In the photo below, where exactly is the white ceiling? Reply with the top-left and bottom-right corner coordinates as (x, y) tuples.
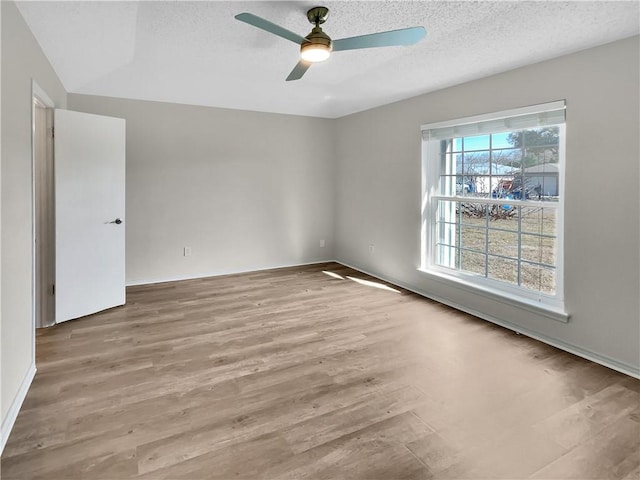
(16, 1), (640, 118)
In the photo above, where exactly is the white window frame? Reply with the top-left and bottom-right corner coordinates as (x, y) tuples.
(419, 101), (569, 322)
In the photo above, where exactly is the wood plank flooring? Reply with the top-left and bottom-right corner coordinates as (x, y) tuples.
(2, 262), (638, 479)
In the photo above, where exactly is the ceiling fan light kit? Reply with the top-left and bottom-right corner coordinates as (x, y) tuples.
(300, 41), (331, 62)
(235, 6), (426, 81)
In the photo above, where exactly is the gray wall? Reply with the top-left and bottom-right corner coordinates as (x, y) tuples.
(334, 36), (640, 374)
(67, 95), (336, 285)
(1, 1), (67, 421)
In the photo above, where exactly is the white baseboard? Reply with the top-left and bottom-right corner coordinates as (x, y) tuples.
(1, 362), (37, 454)
(126, 259), (336, 287)
(337, 261), (640, 379)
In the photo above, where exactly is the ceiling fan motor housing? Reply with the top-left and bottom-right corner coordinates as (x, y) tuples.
(303, 26), (332, 50)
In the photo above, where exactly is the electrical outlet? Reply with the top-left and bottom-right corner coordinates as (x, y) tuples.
(183, 246), (192, 257)
(319, 239), (325, 248)
(368, 244), (375, 255)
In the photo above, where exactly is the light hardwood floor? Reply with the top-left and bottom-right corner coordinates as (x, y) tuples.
(2, 262), (639, 479)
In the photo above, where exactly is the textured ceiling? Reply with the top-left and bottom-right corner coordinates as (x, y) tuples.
(16, 1), (640, 118)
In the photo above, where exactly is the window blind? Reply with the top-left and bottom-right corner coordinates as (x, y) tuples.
(421, 100), (566, 141)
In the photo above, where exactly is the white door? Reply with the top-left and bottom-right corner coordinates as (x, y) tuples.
(54, 109), (126, 323)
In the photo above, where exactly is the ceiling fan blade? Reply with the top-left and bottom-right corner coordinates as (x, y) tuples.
(286, 60), (312, 81)
(333, 26), (426, 52)
(235, 13), (306, 45)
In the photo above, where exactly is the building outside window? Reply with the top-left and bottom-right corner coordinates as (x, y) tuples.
(420, 101), (566, 317)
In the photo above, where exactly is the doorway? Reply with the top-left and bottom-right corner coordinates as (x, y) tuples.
(32, 84), (55, 328)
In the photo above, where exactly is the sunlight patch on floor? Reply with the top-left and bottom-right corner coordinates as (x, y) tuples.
(322, 271), (345, 280)
(346, 276), (401, 293)
(323, 270), (401, 293)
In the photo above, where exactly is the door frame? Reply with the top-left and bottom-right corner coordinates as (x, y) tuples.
(31, 80), (55, 337)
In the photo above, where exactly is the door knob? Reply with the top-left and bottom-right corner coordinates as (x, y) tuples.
(111, 218), (123, 225)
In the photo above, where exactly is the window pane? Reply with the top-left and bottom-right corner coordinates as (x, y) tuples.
(436, 200), (458, 223)
(521, 164), (559, 199)
(491, 132), (512, 149)
(436, 200), (459, 263)
(456, 176), (478, 196)
(520, 207), (557, 236)
(488, 256), (518, 285)
(436, 244), (458, 269)
(455, 153), (464, 174)
(510, 127), (559, 151)
(488, 210), (518, 230)
(460, 225), (486, 253)
(440, 175), (456, 196)
(461, 250), (486, 276)
(461, 203), (490, 219)
(538, 175), (559, 199)
(436, 223), (457, 250)
(488, 229), (518, 258)
(470, 175), (491, 196)
(521, 263), (556, 295)
(491, 175), (531, 200)
(523, 146), (558, 168)
(464, 152), (490, 175)
(491, 159), (514, 179)
(460, 205), (487, 225)
(463, 134), (490, 151)
(521, 233), (555, 266)
(491, 148), (522, 170)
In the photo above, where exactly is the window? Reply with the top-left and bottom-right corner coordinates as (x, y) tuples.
(420, 101), (567, 319)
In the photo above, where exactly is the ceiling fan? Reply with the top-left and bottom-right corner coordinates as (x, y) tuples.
(235, 6), (426, 81)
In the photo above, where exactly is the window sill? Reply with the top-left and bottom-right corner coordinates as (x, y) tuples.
(417, 268), (569, 323)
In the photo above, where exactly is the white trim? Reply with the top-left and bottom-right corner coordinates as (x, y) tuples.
(32, 80), (54, 109)
(555, 124), (566, 309)
(417, 267), (568, 322)
(1, 363), (36, 454)
(126, 259), (335, 287)
(338, 261), (639, 379)
(31, 81), (56, 332)
(30, 81), (56, 359)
